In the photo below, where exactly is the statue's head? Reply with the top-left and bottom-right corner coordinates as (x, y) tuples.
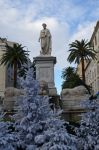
(42, 23), (47, 29)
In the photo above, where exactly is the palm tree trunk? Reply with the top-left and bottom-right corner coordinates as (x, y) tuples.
(13, 61), (17, 87)
(81, 57), (85, 83)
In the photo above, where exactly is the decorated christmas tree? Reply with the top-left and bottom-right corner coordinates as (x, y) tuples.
(76, 99), (99, 150)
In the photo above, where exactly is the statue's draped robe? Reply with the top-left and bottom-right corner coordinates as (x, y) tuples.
(39, 28), (52, 55)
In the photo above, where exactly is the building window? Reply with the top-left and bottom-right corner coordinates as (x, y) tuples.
(95, 36), (97, 45)
(92, 42), (94, 49)
(98, 31), (99, 43)
(97, 65), (99, 75)
(97, 79), (99, 90)
(94, 68), (96, 78)
(92, 71), (94, 80)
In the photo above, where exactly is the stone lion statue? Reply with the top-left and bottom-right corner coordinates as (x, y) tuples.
(38, 80), (49, 95)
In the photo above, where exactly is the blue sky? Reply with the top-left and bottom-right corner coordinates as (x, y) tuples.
(0, 0), (99, 93)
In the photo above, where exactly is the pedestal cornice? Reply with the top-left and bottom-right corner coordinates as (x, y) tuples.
(33, 56), (57, 64)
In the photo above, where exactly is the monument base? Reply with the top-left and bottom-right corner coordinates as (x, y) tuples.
(49, 87), (57, 96)
(33, 56), (57, 96)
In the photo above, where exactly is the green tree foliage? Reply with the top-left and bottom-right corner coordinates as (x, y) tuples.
(62, 67), (81, 89)
(67, 39), (96, 83)
(0, 43), (29, 87)
(62, 66), (91, 94)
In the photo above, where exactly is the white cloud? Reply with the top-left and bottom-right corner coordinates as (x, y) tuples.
(0, 4), (70, 68)
(69, 21), (96, 43)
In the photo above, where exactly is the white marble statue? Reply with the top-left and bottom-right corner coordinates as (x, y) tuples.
(39, 23), (52, 55)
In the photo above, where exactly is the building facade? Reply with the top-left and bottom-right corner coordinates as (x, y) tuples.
(0, 38), (14, 96)
(85, 21), (99, 94)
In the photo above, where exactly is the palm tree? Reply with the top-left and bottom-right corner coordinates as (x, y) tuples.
(0, 43), (29, 87)
(67, 39), (96, 83)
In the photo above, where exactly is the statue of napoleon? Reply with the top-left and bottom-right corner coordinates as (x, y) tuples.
(38, 23), (52, 55)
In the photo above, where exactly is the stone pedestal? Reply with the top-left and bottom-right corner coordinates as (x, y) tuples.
(61, 86), (89, 122)
(33, 56), (57, 96)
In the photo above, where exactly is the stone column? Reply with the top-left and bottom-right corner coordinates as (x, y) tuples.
(33, 56), (57, 96)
